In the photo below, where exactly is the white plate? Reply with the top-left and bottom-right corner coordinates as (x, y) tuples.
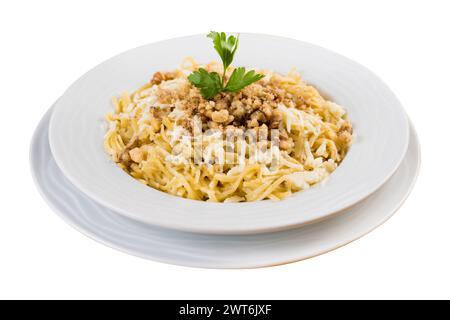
(48, 34), (410, 234)
(33, 107), (419, 268)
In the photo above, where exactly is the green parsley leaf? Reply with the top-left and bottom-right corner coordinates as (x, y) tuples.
(224, 67), (265, 92)
(207, 31), (239, 73)
(187, 31), (264, 99)
(187, 68), (222, 99)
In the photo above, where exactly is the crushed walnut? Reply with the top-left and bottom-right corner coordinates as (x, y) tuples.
(147, 70), (351, 153)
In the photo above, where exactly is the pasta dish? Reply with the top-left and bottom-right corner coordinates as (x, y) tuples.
(104, 32), (352, 202)
(104, 60), (353, 202)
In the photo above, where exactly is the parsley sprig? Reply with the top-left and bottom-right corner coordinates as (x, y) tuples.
(188, 32), (264, 99)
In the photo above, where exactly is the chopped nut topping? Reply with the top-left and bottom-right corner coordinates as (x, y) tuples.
(129, 147), (144, 163)
(150, 71), (175, 85)
(211, 109), (230, 123)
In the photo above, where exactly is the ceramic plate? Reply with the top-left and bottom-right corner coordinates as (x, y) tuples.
(48, 34), (410, 234)
(34, 107), (419, 268)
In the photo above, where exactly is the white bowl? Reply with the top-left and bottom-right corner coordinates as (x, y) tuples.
(48, 34), (409, 234)
(33, 107), (420, 268)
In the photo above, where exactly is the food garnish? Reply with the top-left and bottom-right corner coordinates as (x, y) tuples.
(188, 32), (264, 99)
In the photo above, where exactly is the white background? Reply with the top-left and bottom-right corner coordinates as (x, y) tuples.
(1, 0), (449, 299)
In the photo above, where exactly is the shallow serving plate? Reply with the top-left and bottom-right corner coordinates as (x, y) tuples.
(33, 107), (420, 268)
(48, 33), (410, 234)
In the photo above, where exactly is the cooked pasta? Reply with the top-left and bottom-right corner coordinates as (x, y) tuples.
(104, 58), (353, 202)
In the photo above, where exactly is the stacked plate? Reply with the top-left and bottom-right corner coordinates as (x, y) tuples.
(30, 34), (420, 268)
